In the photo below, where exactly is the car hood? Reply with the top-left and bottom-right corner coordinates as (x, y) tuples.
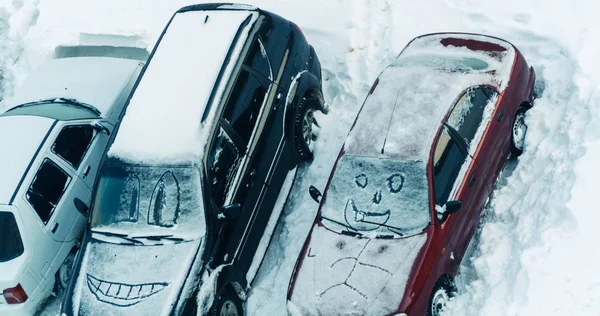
(289, 225), (427, 316)
(66, 236), (203, 316)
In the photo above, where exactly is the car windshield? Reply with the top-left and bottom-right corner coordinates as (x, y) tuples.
(2, 101), (100, 120)
(393, 54), (489, 72)
(321, 155), (430, 237)
(0, 211), (24, 262)
(90, 164), (206, 241)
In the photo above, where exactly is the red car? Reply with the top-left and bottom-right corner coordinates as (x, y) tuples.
(286, 33), (535, 316)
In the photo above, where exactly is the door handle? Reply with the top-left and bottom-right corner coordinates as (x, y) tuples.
(468, 174), (476, 187)
(83, 166), (91, 177)
(51, 223), (59, 234)
(246, 170), (256, 188)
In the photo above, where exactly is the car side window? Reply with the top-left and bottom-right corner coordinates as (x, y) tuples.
(432, 126), (468, 206)
(446, 86), (497, 153)
(222, 69), (267, 144)
(27, 158), (71, 224)
(208, 127), (242, 207)
(52, 125), (95, 169)
(244, 38), (271, 80)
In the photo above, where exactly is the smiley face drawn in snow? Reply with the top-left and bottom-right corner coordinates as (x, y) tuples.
(344, 170), (405, 232)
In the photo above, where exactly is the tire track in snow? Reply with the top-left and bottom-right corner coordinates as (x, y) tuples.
(443, 11), (592, 316)
(247, 1), (396, 315)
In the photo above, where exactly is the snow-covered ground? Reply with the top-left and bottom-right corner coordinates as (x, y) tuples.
(1, 0), (600, 315)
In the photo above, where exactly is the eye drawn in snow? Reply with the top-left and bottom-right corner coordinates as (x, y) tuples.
(147, 171), (180, 227)
(319, 240), (392, 300)
(86, 274), (169, 307)
(343, 173), (405, 231)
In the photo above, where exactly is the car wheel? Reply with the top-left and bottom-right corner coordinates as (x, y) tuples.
(510, 106), (528, 157)
(54, 249), (77, 293)
(427, 277), (455, 316)
(294, 94), (322, 162)
(212, 287), (243, 316)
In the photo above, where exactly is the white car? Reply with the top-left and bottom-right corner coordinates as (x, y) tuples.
(0, 56), (143, 315)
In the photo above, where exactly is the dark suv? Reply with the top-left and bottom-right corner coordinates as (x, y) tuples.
(61, 3), (325, 316)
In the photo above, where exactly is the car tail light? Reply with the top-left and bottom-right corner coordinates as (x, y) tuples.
(3, 284), (28, 304)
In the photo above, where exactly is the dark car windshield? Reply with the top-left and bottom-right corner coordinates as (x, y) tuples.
(90, 165), (206, 241)
(2, 101), (100, 121)
(0, 211), (25, 262)
(321, 155), (430, 237)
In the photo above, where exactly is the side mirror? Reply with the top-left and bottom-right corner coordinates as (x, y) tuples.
(445, 200), (462, 215)
(435, 200), (462, 222)
(220, 203), (242, 221)
(74, 198), (90, 216)
(309, 185), (322, 203)
(92, 121), (111, 135)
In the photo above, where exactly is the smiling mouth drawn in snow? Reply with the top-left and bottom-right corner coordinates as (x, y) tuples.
(86, 274), (169, 307)
(342, 173), (404, 231)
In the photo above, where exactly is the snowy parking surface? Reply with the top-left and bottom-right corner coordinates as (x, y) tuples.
(1, 0), (600, 315)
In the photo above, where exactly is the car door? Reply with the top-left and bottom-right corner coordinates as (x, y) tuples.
(444, 86), (499, 234)
(22, 156), (91, 280)
(51, 122), (112, 191)
(208, 53), (273, 266)
(432, 125), (482, 265)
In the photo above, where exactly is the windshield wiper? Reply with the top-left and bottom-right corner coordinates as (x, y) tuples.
(320, 215), (363, 237)
(92, 230), (144, 245)
(130, 234), (186, 243)
(356, 219), (405, 237)
(9, 98), (101, 115)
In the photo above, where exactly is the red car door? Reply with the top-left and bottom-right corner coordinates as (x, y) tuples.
(431, 125), (483, 267)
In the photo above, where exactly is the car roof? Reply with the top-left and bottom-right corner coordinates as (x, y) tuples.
(108, 9), (258, 164)
(2, 57), (141, 119)
(344, 33), (516, 161)
(0, 116), (55, 204)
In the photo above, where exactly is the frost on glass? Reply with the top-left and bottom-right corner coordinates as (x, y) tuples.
(114, 174), (140, 223)
(148, 171), (180, 227)
(321, 155), (430, 237)
(91, 164), (205, 239)
(208, 128), (241, 207)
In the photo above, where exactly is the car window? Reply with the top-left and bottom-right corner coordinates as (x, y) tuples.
(208, 127), (242, 207)
(0, 212), (24, 262)
(244, 38), (271, 80)
(432, 126), (468, 205)
(27, 158), (71, 224)
(222, 69), (267, 144)
(52, 125), (95, 169)
(446, 86), (497, 153)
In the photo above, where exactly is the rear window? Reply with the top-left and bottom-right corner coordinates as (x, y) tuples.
(0, 212), (24, 262)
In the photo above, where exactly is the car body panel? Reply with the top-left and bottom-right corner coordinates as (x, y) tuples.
(67, 237), (203, 316)
(3, 57), (142, 124)
(288, 33), (535, 315)
(0, 116), (55, 204)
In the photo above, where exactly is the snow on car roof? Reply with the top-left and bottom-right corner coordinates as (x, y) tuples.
(108, 10), (257, 164)
(0, 116), (55, 204)
(3, 57), (141, 118)
(345, 34), (515, 161)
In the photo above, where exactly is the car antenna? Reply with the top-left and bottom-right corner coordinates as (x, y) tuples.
(381, 89), (402, 154)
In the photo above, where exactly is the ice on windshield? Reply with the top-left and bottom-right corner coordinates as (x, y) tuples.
(392, 54), (489, 72)
(321, 155), (430, 237)
(91, 164), (205, 240)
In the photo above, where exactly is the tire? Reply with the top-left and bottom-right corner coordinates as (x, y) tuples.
(510, 106), (528, 157)
(294, 94), (322, 162)
(54, 249), (77, 293)
(211, 287), (243, 316)
(426, 277), (455, 316)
